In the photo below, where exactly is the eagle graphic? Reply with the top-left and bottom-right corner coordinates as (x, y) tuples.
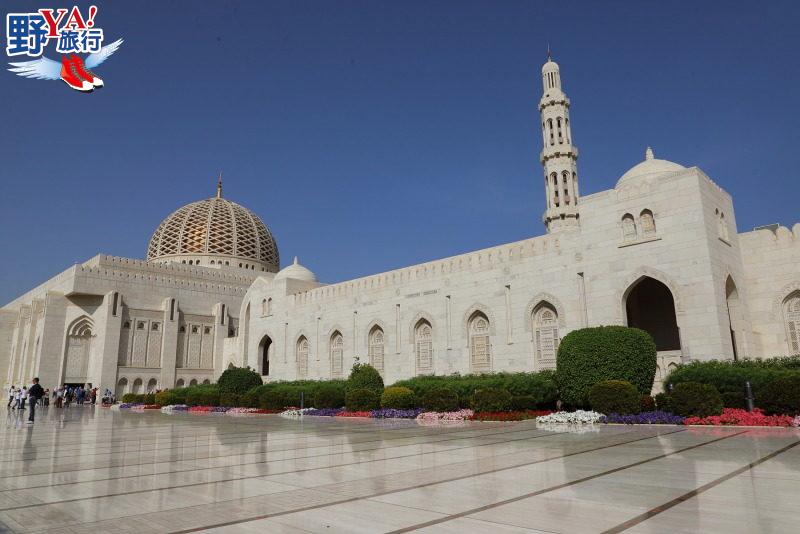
(7, 39), (123, 92)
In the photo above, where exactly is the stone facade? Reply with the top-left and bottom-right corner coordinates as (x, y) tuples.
(2, 56), (798, 395)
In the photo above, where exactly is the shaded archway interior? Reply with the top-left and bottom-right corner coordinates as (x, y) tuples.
(625, 277), (681, 351)
(258, 335), (272, 376)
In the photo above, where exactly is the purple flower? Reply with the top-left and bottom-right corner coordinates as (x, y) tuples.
(371, 408), (424, 419)
(600, 411), (685, 425)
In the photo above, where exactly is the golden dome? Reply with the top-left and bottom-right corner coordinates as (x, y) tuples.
(146, 182), (279, 272)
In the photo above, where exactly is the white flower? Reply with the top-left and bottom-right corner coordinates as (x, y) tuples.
(280, 408), (313, 418)
(536, 410), (604, 425)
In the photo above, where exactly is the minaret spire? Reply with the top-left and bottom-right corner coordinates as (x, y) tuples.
(539, 52), (580, 232)
(216, 172), (223, 198)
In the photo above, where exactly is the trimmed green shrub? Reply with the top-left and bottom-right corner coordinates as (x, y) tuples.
(240, 388), (261, 408)
(314, 383), (346, 409)
(186, 386), (220, 407)
(556, 326), (657, 406)
(664, 359), (800, 410)
(640, 395), (656, 412)
(218, 365), (262, 396)
(669, 382), (723, 417)
(721, 391), (746, 409)
(219, 392), (241, 407)
(345, 388), (380, 411)
(471, 388), (512, 412)
(654, 392), (671, 412)
(121, 393), (144, 403)
(421, 387), (459, 412)
(155, 390), (179, 406)
(380, 386), (416, 409)
(587, 380), (640, 415)
(510, 395), (538, 411)
(143, 393), (156, 404)
(758, 375), (800, 415)
(392, 372), (557, 409)
(259, 389), (286, 410)
(347, 361), (384, 394)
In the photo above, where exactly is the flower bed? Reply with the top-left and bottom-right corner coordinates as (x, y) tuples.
(536, 410), (604, 425)
(161, 404), (189, 413)
(114, 403), (142, 410)
(305, 408), (344, 417)
(336, 411), (372, 418)
(416, 409), (474, 422)
(188, 406), (229, 413)
(129, 404), (161, 411)
(226, 407), (280, 415)
(371, 408), (423, 419)
(280, 408), (313, 417)
(684, 408), (796, 427)
(471, 410), (552, 421)
(601, 411), (685, 425)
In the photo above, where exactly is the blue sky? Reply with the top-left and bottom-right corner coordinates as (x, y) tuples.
(1, 1), (798, 304)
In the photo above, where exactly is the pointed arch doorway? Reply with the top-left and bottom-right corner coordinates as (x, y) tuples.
(258, 335), (273, 376)
(624, 276), (681, 351)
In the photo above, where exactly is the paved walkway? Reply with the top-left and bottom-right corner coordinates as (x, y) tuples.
(0, 406), (798, 533)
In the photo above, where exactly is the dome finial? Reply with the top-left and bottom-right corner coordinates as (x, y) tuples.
(546, 42), (552, 61)
(645, 147), (654, 161)
(216, 172), (223, 198)
(293, 256), (298, 265)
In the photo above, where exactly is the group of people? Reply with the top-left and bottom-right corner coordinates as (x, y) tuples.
(5, 378), (45, 424)
(6, 381), (115, 425)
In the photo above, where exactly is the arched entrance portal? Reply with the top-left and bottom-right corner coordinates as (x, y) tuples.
(258, 335), (272, 376)
(625, 277), (680, 351)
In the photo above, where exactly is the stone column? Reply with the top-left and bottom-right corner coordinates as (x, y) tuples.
(212, 302), (228, 380)
(160, 297), (179, 388)
(36, 293), (68, 389)
(89, 291), (122, 391)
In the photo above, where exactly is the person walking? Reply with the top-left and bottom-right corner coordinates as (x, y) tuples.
(26, 378), (44, 424)
(19, 387), (27, 410)
(7, 386), (15, 409)
(55, 387), (64, 408)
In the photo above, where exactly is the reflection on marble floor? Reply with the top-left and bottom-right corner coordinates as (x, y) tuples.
(0, 406), (798, 533)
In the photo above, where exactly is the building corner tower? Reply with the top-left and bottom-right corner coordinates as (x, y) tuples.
(539, 53), (580, 232)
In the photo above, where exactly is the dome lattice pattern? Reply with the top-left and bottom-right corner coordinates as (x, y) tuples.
(146, 197), (279, 271)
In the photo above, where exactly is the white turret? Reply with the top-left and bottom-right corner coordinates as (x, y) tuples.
(539, 52), (580, 232)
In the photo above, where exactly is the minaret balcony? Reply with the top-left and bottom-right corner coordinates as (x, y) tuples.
(540, 145), (578, 163)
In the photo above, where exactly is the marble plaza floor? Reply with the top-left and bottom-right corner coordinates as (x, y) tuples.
(0, 407), (798, 534)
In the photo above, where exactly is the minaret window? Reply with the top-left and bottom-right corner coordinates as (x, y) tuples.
(557, 117), (563, 144)
(622, 214), (637, 241)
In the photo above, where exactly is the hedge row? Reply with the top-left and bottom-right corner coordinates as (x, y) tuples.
(664, 360), (800, 411)
(392, 372), (558, 409)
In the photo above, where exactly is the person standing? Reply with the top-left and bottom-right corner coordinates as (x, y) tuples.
(27, 378), (44, 424)
(7, 386), (15, 409)
(19, 387), (27, 410)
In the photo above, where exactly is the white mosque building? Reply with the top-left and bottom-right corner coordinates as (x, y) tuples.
(2, 56), (799, 396)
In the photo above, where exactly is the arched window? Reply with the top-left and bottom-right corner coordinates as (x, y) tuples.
(368, 326), (385, 371)
(132, 378), (143, 394)
(784, 293), (800, 354)
(116, 377), (128, 397)
(296, 336), (309, 378)
(640, 209), (656, 237)
(259, 335), (272, 376)
(533, 304), (559, 369)
(175, 378), (185, 388)
(261, 298), (267, 316)
(414, 320), (433, 374)
(468, 312), (491, 373)
(330, 332), (344, 377)
(189, 379), (198, 386)
(622, 214), (637, 241)
(147, 378), (158, 393)
(562, 171), (570, 205)
(547, 118), (554, 145)
(556, 117), (563, 144)
(202, 379), (210, 385)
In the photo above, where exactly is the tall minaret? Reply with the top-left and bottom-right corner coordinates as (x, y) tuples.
(539, 52), (580, 232)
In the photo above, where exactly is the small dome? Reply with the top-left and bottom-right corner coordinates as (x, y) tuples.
(146, 182), (279, 272)
(274, 256), (316, 283)
(616, 147), (685, 188)
(542, 58), (559, 73)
